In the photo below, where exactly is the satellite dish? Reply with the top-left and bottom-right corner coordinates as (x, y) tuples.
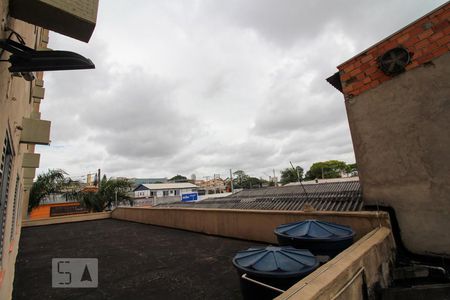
(378, 47), (411, 76)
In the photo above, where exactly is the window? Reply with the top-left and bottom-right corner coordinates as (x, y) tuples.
(10, 176), (20, 241)
(0, 134), (13, 264)
(163, 191), (168, 197)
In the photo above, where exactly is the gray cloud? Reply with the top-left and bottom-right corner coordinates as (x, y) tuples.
(37, 0), (447, 179)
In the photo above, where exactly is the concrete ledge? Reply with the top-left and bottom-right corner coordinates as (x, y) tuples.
(276, 227), (395, 300)
(22, 212), (111, 227)
(112, 207), (390, 244)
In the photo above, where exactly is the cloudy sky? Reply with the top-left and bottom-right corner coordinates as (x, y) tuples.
(36, 0), (446, 181)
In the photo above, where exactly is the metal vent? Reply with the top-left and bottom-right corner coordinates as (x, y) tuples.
(378, 47), (411, 76)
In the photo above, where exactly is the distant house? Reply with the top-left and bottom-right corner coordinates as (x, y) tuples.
(133, 183), (198, 199)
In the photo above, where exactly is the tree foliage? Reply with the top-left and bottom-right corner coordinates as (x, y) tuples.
(280, 166), (304, 185)
(79, 177), (133, 212)
(169, 174), (188, 182)
(231, 170), (265, 189)
(305, 160), (348, 180)
(28, 169), (68, 211)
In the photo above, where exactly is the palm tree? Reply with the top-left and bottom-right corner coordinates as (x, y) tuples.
(79, 177), (133, 212)
(28, 169), (68, 211)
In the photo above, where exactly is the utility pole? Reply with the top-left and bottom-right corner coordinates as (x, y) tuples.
(98, 168), (101, 187)
(115, 190), (118, 208)
(273, 169), (277, 186)
(229, 169), (234, 193)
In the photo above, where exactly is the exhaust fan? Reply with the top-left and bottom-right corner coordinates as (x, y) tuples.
(378, 47), (411, 76)
(0, 39), (95, 72)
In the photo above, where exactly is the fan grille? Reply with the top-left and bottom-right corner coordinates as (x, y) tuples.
(378, 47), (411, 76)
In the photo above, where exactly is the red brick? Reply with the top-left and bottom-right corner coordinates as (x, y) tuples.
(430, 31), (445, 42)
(355, 72), (365, 80)
(414, 39), (430, 50)
(417, 52), (434, 64)
(351, 89), (360, 96)
(340, 72), (351, 82)
(406, 26), (423, 37)
(424, 42), (441, 54)
(365, 65), (378, 75)
(438, 10), (450, 22)
(444, 25), (450, 35)
(403, 36), (420, 48)
(352, 81), (364, 90)
(355, 60), (363, 69)
(436, 34), (450, 47)
(381, 40), (398, 52)
(429, 9), (444, 20)
(397, 34), (410, 44)
(363, 77), (371, 84)
(432, 46), (449, 57)
(360, 54), (373, 63)
(418, 28), (434, 40)
(358, 84), (371, 94)
(343, 64), (356, 73)
(350, 68), (361, 77)
(405, 60), (419, 71)
(433, 19), (449, 32)
(371, 71), (389, 81)
(360, 63), (370, 71)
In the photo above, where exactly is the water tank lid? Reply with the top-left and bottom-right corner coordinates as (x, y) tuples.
(275, 219), (355, 241)
(232, 246), (318, 277)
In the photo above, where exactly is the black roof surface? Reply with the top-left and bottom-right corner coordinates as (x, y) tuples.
(13, 219), (264, 300)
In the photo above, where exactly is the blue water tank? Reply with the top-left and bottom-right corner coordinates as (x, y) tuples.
(274, 219), (355, 258)
(233, 246), (319, 300)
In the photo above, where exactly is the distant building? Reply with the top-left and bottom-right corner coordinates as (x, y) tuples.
(195, 178), (226, 195)
(133, 182), (198, 199)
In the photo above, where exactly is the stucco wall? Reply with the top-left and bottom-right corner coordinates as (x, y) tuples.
(345, 52), (450, 257)
(22, 212), (111, 227)
(112, 207), (390, 244)
(0, 4), (47, 299)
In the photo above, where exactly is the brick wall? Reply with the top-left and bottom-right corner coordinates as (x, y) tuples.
(338, 3), (450, 97)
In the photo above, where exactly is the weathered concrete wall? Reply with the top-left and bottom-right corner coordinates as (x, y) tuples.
(277, 227), (396, 300)
(0, 2), (49, 298)
(112, 207), (390, 244)
(346, 52), (450, 257)
(22, 212), (111, 227)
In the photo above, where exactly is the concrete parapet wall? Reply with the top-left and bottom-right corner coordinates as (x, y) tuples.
(112, 207), (390, 244)
(22, 212), (111, 227)
(277, 227), (395, 300)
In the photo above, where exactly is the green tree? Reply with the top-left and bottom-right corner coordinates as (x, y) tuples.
(305, 160), (347, 180)
(233, 170), (248, 187)
(169, 174), (187, 182)
(79, 177), (133, 212)
(240, 177), (265, 189)
(28, 169), (69, 211)
(345, 163), (358, 175)
(280, 166), (304, 185)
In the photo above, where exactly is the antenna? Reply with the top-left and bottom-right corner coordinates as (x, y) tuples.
(289, 161), (309, 200)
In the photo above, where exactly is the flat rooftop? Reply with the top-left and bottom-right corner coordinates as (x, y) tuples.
(13, 219), (263, 299)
